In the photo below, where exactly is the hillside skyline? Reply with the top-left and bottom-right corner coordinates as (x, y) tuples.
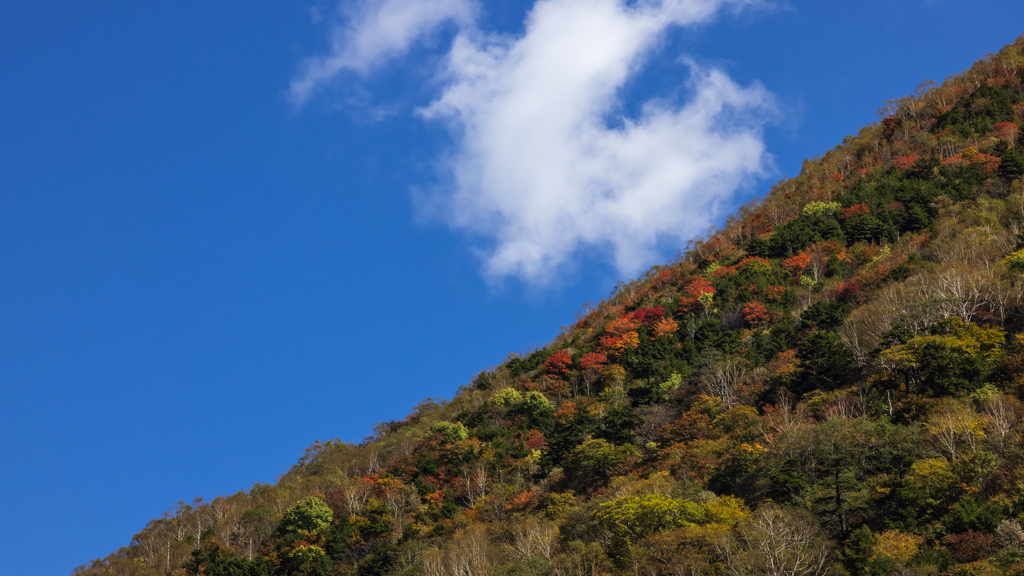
(3, 2), (1024, 575)
(74, 32), (1024, 576)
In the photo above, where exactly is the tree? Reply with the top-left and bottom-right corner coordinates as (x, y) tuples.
(577, 352), (607, 396)
(875, 529), (924, 570)
(797, 330), (856, 392)
(880, 317), (1005, 395)
(651, 317), (679, 339)
(238, 506), (277, 560)
(629, 306), (666, 326)
(926, 399), (986, 462)
(543, 350), (573, 378)
(504, 518), (558, 562)
(182, 546), (269, 576)
(835, 526), (876, 576)
(725, 504), (833, 576)
(743, 302), (772, 328)
(983, 394), (1022, 455)
(564, 439), (638, 492)
(678, 277), (717, 318)
(1001, 143), (1024, 178)
(807, 418), (878, 534)
(430, 421), (470, 443)
(596, 494), (707, 548)
(279, 497), (333, 538)
(424, 524), (493, 576)
(523, 391), (555, 428)
(996, 519), (1024, 552)
(596, 493), (748, 564)
(783, 253), (811, 277)
(697, 356), (750, 408)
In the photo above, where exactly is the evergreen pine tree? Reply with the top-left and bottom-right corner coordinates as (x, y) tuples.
(1001, 144), (1024, 178)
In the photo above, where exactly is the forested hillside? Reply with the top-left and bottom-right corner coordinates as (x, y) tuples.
(77, 35), (1024, 576)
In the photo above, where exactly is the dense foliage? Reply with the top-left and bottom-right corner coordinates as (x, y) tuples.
(77, 35), (1024, 576)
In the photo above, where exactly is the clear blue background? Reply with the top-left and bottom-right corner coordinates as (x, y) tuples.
(1, 1), (1022, 573)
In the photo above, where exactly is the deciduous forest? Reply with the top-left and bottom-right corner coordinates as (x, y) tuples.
(76, 34), (1024, 576)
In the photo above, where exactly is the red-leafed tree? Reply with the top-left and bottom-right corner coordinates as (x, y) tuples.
(993, 121), (1019, 145)
(831, 280), (863, 303)
(628, 306), (665, 326)
(893, 155), (921, 170)
(577, 352), (606, 396)
(742, 302), (772, 328)
(523, 429), (547, 451)
(578, 352), (608, 371)
(598, 332), (640, 356)
(543, 350), (572, 378)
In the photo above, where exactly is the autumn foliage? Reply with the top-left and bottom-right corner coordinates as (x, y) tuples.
(741, 302), (772, 328)
(577, 352), (607, 371)
(79, 36), (1024, 576)
(678, 276), (716, 314)
(840, 203), (871, 219)
(543, 350), (572, 378)
(782, 253), (811, 276)
(627, 306), (665, 326)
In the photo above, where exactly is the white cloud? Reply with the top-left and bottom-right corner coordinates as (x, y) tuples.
(295, 0), (776, 284)
(290, 0), (477, 106)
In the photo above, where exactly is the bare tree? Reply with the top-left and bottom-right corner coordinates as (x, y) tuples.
(838, 320), (870, 369)
(343, 478), (372, 516)
(504, 519), (558, 562)
(698, 356), (749, 408)
(441, 524), (494, 576)
(983, 394), (1022, 455)
(129, 519), (168, 569)
(462, 464), (488, 506)
(723, 505), (833, 576)
(165, 501), (192, 541)
(760, 390), (807, 450)
(187, 497), (211, 549)
(927, 400), (985, 462)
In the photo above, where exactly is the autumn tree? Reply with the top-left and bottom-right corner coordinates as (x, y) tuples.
(577, 352), (607, 396)
(544, 350), (573, 379)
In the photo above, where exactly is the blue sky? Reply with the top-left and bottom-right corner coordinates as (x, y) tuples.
(1, 1), (1022, 573)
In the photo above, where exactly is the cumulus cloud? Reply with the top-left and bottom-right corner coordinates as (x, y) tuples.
(294, 0), (777, 283)
(290, 0), (477, 106)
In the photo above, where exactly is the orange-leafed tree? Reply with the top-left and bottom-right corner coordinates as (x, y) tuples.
(599, 332), (640, 357)
(678, 276), (716, 317)
(651, 317), (679, 339)
(783, 253), (811, 277)
(604, 314), (641, 336)
(841, 203), (871, 219)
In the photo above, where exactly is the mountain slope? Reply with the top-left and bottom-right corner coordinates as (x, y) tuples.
(77, 34), (1024, 576)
